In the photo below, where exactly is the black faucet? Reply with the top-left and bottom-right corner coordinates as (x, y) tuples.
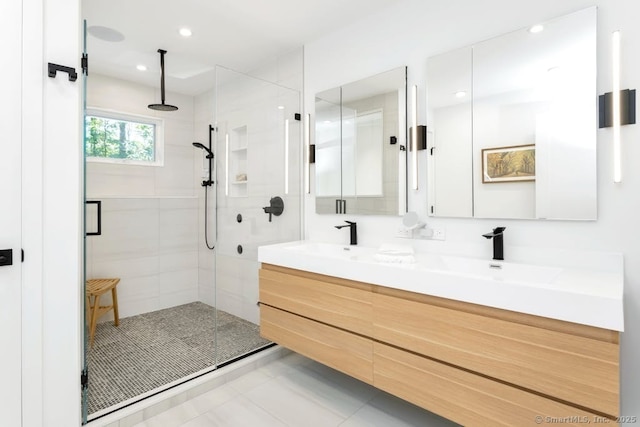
(335, 221), (357, 245)
(482, 227), (506, 261)
(262, 196), (284, 222)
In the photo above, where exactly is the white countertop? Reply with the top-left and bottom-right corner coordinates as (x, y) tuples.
(258, 240), (624, 331)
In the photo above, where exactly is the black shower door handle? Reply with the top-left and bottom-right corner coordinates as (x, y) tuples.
(85, 200), (102, 236)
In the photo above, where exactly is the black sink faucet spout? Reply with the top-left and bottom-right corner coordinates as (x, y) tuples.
(335, 221), (357, 245)
(482, 227), (506, 261)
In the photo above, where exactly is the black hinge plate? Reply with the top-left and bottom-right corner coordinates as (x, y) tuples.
(81, 53), (88, 76)
(81, 368), (88, 390)
(294, 113), (301, 121)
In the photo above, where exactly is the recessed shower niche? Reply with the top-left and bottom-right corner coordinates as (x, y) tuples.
(228, 125), (248, 198)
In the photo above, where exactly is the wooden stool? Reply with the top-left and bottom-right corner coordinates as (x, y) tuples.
(86, 278), (120, 347)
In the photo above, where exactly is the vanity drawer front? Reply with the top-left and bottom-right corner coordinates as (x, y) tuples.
(374, 343), (600, 427)
(373, 291), (619, 417)
(259, 265), (373, 336)
(260, 304), (373, 384)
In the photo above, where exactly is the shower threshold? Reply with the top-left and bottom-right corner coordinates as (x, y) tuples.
(86, 302), (271, 421)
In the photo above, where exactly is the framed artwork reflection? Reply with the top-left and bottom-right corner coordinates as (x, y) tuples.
(482, 144), (535, 183)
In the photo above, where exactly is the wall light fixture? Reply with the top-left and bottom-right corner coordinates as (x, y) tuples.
(411, 84), (418, 190)
(224, 133), (229, 196)
(613, 30), (622, 183)
(304, 113), (311, 194)
(284, 119), (290, 194)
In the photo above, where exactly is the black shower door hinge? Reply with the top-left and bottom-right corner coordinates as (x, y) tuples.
(81, 53), (88, 76)
(81, 368), (88, 391)
(294, 113), (301, 121)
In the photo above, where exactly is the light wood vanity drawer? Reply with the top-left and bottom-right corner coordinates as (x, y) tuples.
(374, 343), (601, 427)
(259, 264), (373, 336)
(373, 289), (619, 417)
(260, 304), (373, 384)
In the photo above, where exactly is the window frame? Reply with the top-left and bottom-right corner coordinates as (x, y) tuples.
(85, 107), (165, 167)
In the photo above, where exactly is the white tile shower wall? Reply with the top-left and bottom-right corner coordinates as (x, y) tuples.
(194, 54), (303, 324)
(85, 74), (199, 318)
(194, 89), (217, 307)
(86, 74), (197, 198)
(86, 198), (200, 320)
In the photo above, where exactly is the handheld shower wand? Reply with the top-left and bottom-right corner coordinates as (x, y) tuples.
(193, 125), (216, 250)
(192, 125), (215, 187)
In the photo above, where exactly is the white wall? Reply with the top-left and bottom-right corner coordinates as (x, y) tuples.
(304, 0), (640, 414)
(193, 89), (217, 307)
(18, 0), (83, 424)
(85, 74), (200, 319)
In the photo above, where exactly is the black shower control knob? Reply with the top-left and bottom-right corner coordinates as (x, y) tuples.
(236, 214), (242, 223)
(237, 245), (243, 255)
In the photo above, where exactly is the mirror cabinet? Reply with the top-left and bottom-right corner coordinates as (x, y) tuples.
(426, 7), (597, 220)
(315, 66), (407, 215)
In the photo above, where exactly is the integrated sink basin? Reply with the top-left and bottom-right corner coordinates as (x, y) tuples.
(281, 241), (375, 261)
(439, 255), (563, 285)
(258, 240), (624, 331)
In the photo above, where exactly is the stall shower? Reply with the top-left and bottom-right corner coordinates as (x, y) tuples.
(83, 64), (301, 420)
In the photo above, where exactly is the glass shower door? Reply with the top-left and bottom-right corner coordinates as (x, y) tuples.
(213, 66), (301, 365)
(81, 19), (89, 425)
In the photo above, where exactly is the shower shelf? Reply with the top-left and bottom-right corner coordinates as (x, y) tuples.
(228, 125), (248, 198)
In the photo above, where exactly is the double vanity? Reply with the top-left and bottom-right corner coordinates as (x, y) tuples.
(292, 6), (620, 424)
(258, 241), (623, 425)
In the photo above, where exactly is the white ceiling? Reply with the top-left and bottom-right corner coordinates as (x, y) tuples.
(83, 0), (396, 96)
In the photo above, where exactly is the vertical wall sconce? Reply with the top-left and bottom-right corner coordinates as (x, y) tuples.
(411, 84), (418, 190)
(612, 30), (622, 183)
(284, 119), (290, 194)
(224, 133), (229, 196)
(598, 31), (636, 183)
(304, 113), (311, 194)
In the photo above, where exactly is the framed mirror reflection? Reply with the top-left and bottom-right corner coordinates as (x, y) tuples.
(315, 66), (407, 215)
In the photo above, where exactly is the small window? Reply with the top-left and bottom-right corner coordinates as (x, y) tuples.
(85, 109), (164, 166)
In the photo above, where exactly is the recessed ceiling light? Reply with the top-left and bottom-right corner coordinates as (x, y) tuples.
(136, 64), (147, 71)
(179, 28), (192, 37)
(529, 24), (544, 34)
(277, 105), (285, 110)
(455, 91), (467, 98)
(87, 25), (125, 42)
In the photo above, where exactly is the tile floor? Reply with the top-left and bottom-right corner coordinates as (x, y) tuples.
(133, 352), (460, 427)
(88, 302), (270, 414)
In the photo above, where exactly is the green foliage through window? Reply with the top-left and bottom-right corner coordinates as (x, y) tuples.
(85, 115), (156, 162)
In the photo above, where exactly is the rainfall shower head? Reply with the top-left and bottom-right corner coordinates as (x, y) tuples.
(193, 142), (214, 158)
(148, 49), (178, 111)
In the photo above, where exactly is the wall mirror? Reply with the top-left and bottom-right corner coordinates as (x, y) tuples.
(315, 66), (407, 215)
(426, 7), (596, 220)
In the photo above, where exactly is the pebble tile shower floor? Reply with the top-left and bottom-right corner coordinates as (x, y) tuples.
(87, 302), (271, 415)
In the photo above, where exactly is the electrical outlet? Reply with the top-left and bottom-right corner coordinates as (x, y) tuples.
(431, 227), (446, 240)
(396, 228), (412, 238)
